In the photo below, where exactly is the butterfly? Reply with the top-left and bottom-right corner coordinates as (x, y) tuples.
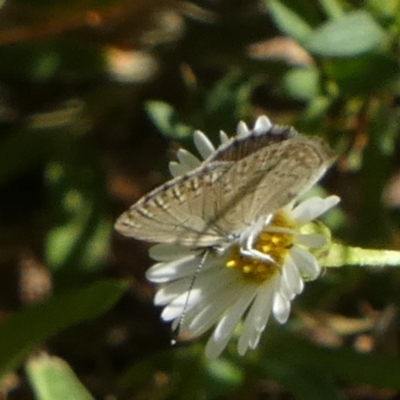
(115, 116), (336, 248)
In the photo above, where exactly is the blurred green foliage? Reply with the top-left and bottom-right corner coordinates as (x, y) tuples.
(0, 0), (400, 399)
(26, 354), (95, 400)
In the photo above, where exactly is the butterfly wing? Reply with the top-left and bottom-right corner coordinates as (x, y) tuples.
(209, 135), (336, 236)
(115, 125), (335, 247)
(115, 161), (236, 246)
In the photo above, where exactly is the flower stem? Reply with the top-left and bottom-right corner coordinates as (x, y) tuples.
(322, 243), (400, 268)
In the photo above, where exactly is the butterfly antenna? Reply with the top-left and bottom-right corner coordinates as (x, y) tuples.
(172, 249), (209, 343)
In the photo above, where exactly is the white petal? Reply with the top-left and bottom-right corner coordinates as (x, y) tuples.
(171, 286), (227, 332)
(193, 130), (215, 160)
(205, 285), (256, 359)
(154, 278), (191, 305)
(149, 244), (196, 262)
(186, 278), (245, 337)
(273, 292), (291, 324)
(146, 255), (201, 283)
(146, 249), (221, 283)
(295, 233), (326, 248)
(164, 266), (234, 321)
(236, 121), (250, 138)
(161, 288), (202, 321)
(171, 268), (239, 332)
(212, 285), (256, 342)
(292, 196), (340, 224)
(283, 256), (304, 296)
(254, 282), (276, 331)
(176, 149), (201, 170)
(249, 329), (262, 349)
(279, 269), (295, 301)
(169, 161), (189, 177)
(237, 281), (276, 355)
(184, 269), (238, 316)
(253, 115), (272, 134)
(290, 246), (320, 280)
(219, 130), (230, 144)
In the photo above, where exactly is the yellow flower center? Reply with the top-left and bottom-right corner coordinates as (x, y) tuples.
(225, 211), (297, 283)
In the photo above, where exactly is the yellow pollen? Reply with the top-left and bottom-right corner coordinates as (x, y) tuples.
(225, 211), (297, 283)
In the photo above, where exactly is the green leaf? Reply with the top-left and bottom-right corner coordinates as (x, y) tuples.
(368, 0), (400, 20)
(356, 106), (396, 244)
(0, 280), (127, 379)
(146, 101), (174, 136)
(325, 54), (399, 95)
(305, 11), (387, 57)
(26, 354), (94, 400)
(267, 0), (313, 42)
(45, 205), (113, 274)
(298, 96), (333, 130)
(44, 139), (112, 279)
(318, 0), (344, 19)
(146, 101), (193, 140)
(283, 68), (320, 101)
(203, 72), (257, 132)
(204, 358), (244, 398)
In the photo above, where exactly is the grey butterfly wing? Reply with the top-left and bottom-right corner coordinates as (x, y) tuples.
(115, 161), (236, 246)
(115, 124), (297, 246)
(116, 126), (335, 247)
(208, 135), (336, 235)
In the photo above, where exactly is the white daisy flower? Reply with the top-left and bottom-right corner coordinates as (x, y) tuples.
(141, 116), (340, 359)
(146, 194), (339, 359)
